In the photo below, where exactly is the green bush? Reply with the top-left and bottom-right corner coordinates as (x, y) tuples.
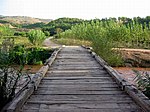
(27, 47), (52, 65)
(43, 31), (50, 37)
(28, 29), (46, 46)
(59, 21), (124, 66)
(14, 31), (27, 37)
(9, 45), (28, 65)
(9, 45), (53, 65)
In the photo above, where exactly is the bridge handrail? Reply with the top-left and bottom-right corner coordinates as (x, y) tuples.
(82, 45), (150, 112)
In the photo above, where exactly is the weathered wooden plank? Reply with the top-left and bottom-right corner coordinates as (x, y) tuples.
(40, 81), (117, 85)
(33, 90), (126, 95)
(35, 87), (120, 91)
(43, 76), (110, 79)
(48, 69), (105, 73)
(38, 86), (119, 90)
(54, 58), (96, 62)
(48, 74), (110, 77)
(46, 71), (110, 77)
(125, 85), (150, 112)
(53, 61), (99, 65)
(23, 103), (139, 109)
(57, 53), (91, 55)
(51, 64), (101, 67)
(38, 84), (119, 88)
(56, 55), (93, 58)
(22, 108), (142, 112)
(27, 100), (136, 105)
(28, 94), (132, 101)
(50, 66), (101, 70)
(59, 52), (89, 54)
(47, 70), (108, 75)
(42, 77), (114, 82)
(48, 74), (109, 77)
(41, 80), (114, 83)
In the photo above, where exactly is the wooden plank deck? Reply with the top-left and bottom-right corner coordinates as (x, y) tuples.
(22, 46), (143, 112)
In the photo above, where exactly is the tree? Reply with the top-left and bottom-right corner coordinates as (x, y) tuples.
(42, 17), (84, 36)
(43, 31), (50, 37)
(55, 28), (63, 38)
(28, 29), (46, 46)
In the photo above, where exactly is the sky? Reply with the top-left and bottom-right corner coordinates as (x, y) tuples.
(0, 0), (150, 19)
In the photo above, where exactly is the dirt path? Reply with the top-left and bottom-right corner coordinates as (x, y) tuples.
(43, 37), (61, 48)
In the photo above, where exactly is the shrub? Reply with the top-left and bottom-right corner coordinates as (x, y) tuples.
(9, 45), (28, 65)
(9, 45), (53, 65)
(43, 31), (50, 37)
(59, 21), (124, 66)
(27, 47), (52, 65)
(14, 31), (27, 37)
(134, 70), (150, 98)
(0, 26), (14, 37)
(28, 29), (46, 46)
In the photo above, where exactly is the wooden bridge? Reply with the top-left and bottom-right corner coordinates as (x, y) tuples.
(3, 46), (150, 112)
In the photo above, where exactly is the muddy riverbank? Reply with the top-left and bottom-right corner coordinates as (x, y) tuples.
(116, 48), (150, 67)
(114, 67), (150, 85)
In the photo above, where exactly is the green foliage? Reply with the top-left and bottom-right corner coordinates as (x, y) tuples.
(28, 29), (46, 46)
(9, 45), (28, 65)
(55, 28), (63, 38)
(9, 45), (53, 65)
(59, 18), (150, 66)
(22, 22), (46, 29)
(0, 26), (14, 37)
(27, 47), (52, 65)
(43, 31), (50, 37)
(42, 18), (84, 36)
(0, 20), (9, 24)
(14, 31), (27, 37)
(133, 70), (150, 98)
(59, 20), (125, 66)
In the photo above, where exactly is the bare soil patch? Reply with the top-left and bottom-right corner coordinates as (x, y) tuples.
(115, 48), (150, 67)
(114, 67), (150, 85)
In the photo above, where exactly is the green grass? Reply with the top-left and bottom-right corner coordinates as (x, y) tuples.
(14, 37), (31, 45)
(0, 36), (31, 46)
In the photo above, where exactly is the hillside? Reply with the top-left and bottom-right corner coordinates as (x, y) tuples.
(0, 16), (52, 25)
